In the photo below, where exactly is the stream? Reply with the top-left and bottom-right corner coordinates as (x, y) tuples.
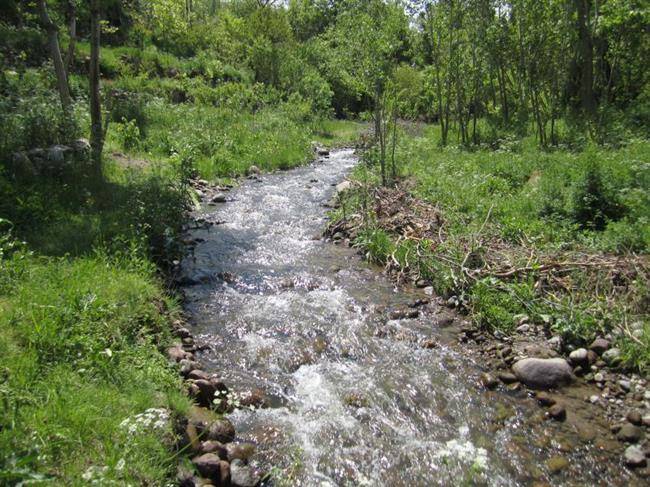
(180, 149), (633, 486)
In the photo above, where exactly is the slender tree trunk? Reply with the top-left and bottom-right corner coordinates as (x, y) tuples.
(90, 0), (103, 175)
(37, 0), (72, 111)
(390, 110), (398, 181)
(64, 0), (77, 72)
(374, 85), (386, 187)
(575, 0), (595, 117)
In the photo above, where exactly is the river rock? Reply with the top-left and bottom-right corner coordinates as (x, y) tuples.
(335, 180), (351, 194)
(512, 358), (573, 389)
(206, 418), (236, 443)
(547, 456), (570, 474)
(602, 348), (621, 364)
(226, 442), (256, 462)
(230, 459), (260, 487)
(317, 148), (330, 156)
(498, 372), (518, 384)
(535, 391), (556, 407)
(480, 373), (498, 389)
(616, 423), (643, 443)
(211, 194), (227, 203)
(190, 379), (220, 407)
(589, 338), (610, 355)
(569, 348), (588, 364)
(192, 454), (229, 483)
(624, 445), (647, 468)
(168, 345), (192, 362)
(247, 165), (260, 177)
(547, 404), (566, 421)
(200, 441), (228, 459)
(626, 410), (642, 426)
(239, 388), (269, 409)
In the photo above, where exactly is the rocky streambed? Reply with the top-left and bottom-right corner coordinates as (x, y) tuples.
(172, 148), (647, 486)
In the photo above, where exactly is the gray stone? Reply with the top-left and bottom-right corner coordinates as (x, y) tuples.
(616, 423), (643, 443)
(247, 165), (260, 176)
(512, 358), (574, 390)
(569, 348), (588, 364)
(602, 347), (621, 364)
(230, 459), (260, 487)
(335, 180), (351, 194)
(206, 419), (236, 443)
(624, 445), (647, 468)
(211, 194), (227, 203)
(589, 338), (610, 355)
(192, 454), (228, 481)
(226, 442), (256, 462)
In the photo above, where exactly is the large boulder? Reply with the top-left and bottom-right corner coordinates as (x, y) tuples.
(512, 358), (574, 390)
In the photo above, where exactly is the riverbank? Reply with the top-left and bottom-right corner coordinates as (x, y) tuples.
(326, 130), (650, 474)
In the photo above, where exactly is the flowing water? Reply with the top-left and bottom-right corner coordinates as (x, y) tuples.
(181, 149), (632, 486)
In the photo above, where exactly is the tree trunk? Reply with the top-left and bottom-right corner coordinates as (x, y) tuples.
(90, 0), (103, 175)
(575, 0), (595, 117)
(37, 0), (72, 111)
(64, 0), (77, 71)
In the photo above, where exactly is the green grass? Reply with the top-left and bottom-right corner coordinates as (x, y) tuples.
(0, 249), (191, 484)
(340, 124), (650, 372)
(310, 119), (369, 147)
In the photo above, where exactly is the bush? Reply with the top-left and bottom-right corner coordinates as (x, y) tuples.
(570, 162), (625, 231)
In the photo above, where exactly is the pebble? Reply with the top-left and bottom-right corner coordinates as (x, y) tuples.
(618, 380), (631, 392)
(589, 338), (610, 355)
(547, 456), (570, 474)
(535, 392), (556, 407)
(480, 373), (498, 390)
(624, 445), (647, 468)
(616, 423), (643, 443)
(594, 373), (605, 383)
(498, 372), (518, 384)
(547, 404), (567, 421)
(626, 410), (643, 426)
(569, 348), (588, 364)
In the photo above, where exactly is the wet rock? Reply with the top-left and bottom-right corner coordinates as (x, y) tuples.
(199, 441), (228, 459)
(624, 445), (647, 468)
(535, 392), (556, 407)
(206, 418), (236, 443)
(388, 308), (419, 320)
(626, 410), (642, 426)
(616, 423), (643, 443)
(192, 454), (229, 484)
(512, 358), (574, 390)
(168, 345), (192, 363)
(247, 165), (260, 176)
(480, 373), (498, 390)
(179, 359), (203, 377)
(589, 338), (610, 355)
(240, 389), (269, 409)
(569, 348), (588, 365)
(546, 456), (570, 474)
(226, 442), (256, 462)
(190, 379), (219, 408)
(176, 327), (192, 339)
(188, 370), (212, 381)
(211, 194), (227, 203)
(230, 459), (260, 487)
(498, 372), (518, 384)
(421, 339), (438, 349)
(547, 404), (567, 421)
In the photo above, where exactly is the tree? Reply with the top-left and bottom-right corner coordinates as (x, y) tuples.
(89, 0), (103, 174)
(37, 0), (72, 112)
(328, 0), (408, 185)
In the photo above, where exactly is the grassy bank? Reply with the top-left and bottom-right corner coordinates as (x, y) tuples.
(334, 125), (649, 372)
(0, 135), (197, 482)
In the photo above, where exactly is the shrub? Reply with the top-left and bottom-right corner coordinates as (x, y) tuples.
(570, 162), (625, 231)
